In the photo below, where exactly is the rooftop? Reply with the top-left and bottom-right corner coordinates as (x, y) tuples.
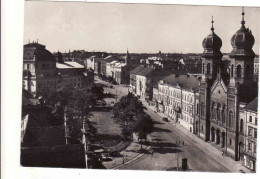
(162, 74), (200, 90)
(130, 65), (145, 74)
(56, 61), (84, 69)
(245, 97), (258, 112)
(136, 66), (154, 77)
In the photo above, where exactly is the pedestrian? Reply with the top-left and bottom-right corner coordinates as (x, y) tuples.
(222, 150), (224, 156)
(151, 150), (154, 156)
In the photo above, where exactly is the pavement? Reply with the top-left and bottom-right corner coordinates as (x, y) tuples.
(102, 138), (151, 169)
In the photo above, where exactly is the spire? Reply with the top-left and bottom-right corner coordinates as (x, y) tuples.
(211, 16), (214, 32)
(241, 7), (245, 27)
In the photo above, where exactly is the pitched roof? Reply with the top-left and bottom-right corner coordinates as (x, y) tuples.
(162, 74), (200, 90)
(136, 66), (153, 76)
(56, 61), (84, 69)
(245, 97), (258, 112)
(130, 65), (145, 74)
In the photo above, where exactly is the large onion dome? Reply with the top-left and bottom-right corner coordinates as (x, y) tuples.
(202, 17), (222, 57)
(230, 8), (255, 57)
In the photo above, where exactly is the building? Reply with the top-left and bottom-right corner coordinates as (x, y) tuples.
(129, 65), (145, 93)
(154, 74), (200, 133)
(23, 42), (93, 96)
(194, 10), (258, 161)
(110, 50), (133, 84)
(56, 61), (94, 91)
(23, 42), (59, 95)
(241, 97), (258, 171)
(84, 55), (96, 70)
(136, 66), (171, 99)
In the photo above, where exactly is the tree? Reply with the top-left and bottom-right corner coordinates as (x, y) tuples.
(132, 114), (154, 149)
(112, 93), (146, 127)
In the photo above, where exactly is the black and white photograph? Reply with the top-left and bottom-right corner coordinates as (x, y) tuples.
(2, 0), (260, 176)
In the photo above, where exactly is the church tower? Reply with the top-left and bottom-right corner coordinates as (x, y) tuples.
(227, 7), (257, 161)
(229, 7), (255, 87)
(200, 17), (223, 141)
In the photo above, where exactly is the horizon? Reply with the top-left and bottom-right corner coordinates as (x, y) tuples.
(24, 2), (260, 54)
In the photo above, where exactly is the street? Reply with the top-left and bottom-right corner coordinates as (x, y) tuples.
(96, 77), (250, 172)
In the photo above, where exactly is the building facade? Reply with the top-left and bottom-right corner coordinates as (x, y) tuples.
(241, 97), (258, 171)
(194, 11), (258, 161)
(23, 42), (93, 96)
(154, 74), (199, 133)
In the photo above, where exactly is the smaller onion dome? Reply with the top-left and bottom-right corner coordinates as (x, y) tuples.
(202, 16), (222, 57)
(230, 8), (255, 57)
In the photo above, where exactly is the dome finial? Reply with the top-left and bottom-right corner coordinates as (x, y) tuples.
(241, 7), (245, 26)
(211, 16), (214, 31)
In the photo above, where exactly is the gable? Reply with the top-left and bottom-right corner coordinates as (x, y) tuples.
(211, 79), (227, 100)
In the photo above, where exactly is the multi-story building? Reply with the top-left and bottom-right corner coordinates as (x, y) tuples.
(154, 74), (200, 133)
(23, 42), (93, 96)
(84, 56), (96, 70)
(130, 65), (145, 93)
(194, 9), (258, 161)
(241, 97), (258, 171)
(136, 66), (171, 100)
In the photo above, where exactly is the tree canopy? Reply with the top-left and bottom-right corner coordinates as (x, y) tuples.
(112, 93), (153, 141)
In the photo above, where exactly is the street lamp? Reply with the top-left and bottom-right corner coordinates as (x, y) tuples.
(176, 136), (180, 171)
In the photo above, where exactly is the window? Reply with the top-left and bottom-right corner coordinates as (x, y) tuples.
(254, 129), (257, 138)
(237, 64), (242, 78)
(197, 103), (199, 115)
(222, 106), (226, 123)
(230, 139), (232, 146)
(229, 111), (233, 128)
(248, 127), (253, 136)
(202, 63), (205, 74)
(255, 117), (258, 125)
(248, 142), (252, 151)
(27, 64), (30, 70)
(201, 102), (204, 117)
(249, 116), (252, 122)
(231, 64), (234, 77)
(201, 125), (204, 132)
(240, 119), (243, 133)
(207, 63), (211, 75)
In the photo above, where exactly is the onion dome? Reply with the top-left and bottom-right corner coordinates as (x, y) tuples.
(230, 7), (255, 57)
(202, 16), (222, 57)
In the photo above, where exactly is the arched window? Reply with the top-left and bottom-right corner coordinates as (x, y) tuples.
(240, 119), (243, 133)
(217, 103), (221, 121)
(202, 63), (205, 74)
(211, 101), (215, 119)
(222, 106), (226, 124)
(201, 102), (204, 117)
(237, 64), (242, 78)
(207, 63), (211, 75)
(231, 64), (234, 77)
(197, 103), (199, 115)
(229, 110), (233, 128)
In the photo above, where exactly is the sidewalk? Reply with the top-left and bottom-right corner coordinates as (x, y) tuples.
(102, 138), (151, 169)
(143, 100), (252, 173)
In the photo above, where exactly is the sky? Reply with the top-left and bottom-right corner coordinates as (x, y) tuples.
(24, 1), (260, 54)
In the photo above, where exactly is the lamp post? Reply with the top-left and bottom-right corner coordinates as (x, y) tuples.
(176, 136), (180, 171)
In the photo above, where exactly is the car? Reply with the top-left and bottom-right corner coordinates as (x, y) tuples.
(162, 117), (169, 122)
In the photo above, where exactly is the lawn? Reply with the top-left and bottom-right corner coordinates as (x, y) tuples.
(89, 109), (121, 136)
